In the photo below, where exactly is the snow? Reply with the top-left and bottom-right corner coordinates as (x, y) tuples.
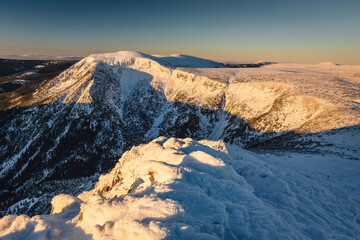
(91, 51), (156, 61)
(51, 194), (82, 214)
(184, 62), (360, 131)
(316, 62), (339, 66)
(20, 71), (38, 77)
(11, 79), (27, 85)
(0, 130), (42, 177)
(224, 82), (291, 121)
(154, 54), (225, 68)
(2, 52), (359, 239)
(1, 137), (359, 239)
(10, 51), (360, 133)
(254, 60), (274, 66)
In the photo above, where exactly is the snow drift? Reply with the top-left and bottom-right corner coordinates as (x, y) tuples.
(1, 137), (359, 239)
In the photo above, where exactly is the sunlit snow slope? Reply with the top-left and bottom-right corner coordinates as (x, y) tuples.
(1, 137), (359, 240)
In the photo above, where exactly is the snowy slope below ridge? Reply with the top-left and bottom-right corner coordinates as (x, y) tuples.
(1, 137), (359, 240)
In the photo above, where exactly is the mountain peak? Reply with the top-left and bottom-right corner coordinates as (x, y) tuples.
(88, 51), (155, 61)
(83, 51), (225, 68)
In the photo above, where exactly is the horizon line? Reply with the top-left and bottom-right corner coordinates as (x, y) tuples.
(1, 52), (358, 66)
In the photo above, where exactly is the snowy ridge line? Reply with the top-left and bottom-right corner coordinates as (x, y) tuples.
(1, 137), (359, 239)
(3, 51), (359, 133)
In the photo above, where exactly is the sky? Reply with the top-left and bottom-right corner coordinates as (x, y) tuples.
(0, 0), (359, 64)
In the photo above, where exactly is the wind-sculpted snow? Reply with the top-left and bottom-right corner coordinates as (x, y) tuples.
(1, 137), (359, 239)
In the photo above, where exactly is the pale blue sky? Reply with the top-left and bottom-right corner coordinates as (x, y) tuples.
(1, 0), (359, 63)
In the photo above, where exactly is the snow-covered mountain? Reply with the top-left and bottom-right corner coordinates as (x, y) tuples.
(1, 137), (359, 239)
(0, 51), (359, 220)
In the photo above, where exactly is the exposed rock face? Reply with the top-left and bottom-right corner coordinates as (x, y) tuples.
(0, 51), (359, 216)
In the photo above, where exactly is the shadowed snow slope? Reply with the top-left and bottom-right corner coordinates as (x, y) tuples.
(1, 137), (359, 239)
